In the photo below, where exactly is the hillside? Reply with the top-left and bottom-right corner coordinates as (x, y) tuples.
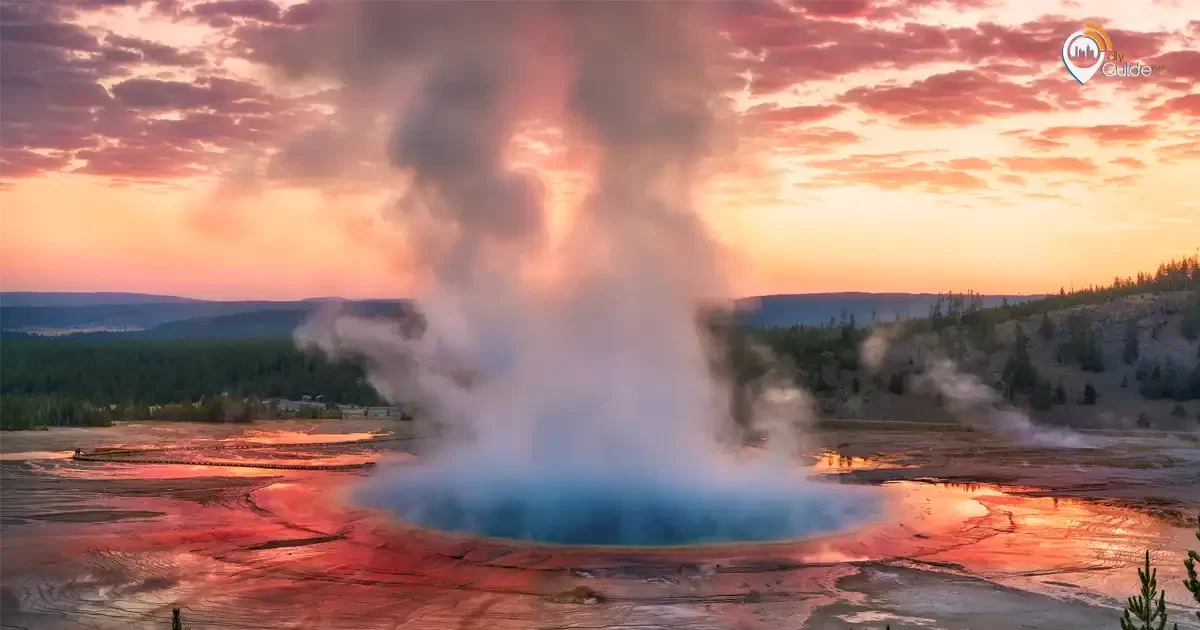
(809, 291), (1200, 431)
(0, 298), (410, 336)
(102, 301), (410, 340)
(736, 292), (1038, 328)
(0, 292), (202, 307)
(993, 291), (1197, 429)
(2, 291), (1042, 338)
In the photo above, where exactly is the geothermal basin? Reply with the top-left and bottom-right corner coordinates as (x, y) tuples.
(2, 419), (1199, 629)
(352, 453), (881, 547)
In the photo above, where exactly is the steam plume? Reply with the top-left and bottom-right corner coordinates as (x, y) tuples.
(858, 326), (1090, 448)
(919, 359), (1092, 448)
(294, 2), (877, 544)
(860, 325), (899, 373)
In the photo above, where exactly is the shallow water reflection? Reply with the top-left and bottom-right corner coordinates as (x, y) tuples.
(2, 421), (1198, 629)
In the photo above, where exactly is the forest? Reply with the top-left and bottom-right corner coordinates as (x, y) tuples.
(3, 255), (1198, 431)
(0, 337), (381, 430)
(733, 255), (1200, 411)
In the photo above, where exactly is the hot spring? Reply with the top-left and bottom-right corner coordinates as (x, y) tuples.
(354, 456), (881, 546)
(292, 2), (885, 548)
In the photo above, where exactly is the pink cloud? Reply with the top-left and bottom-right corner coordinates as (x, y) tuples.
(839, 70), (1054, 125)
(1110, 157), (1147, 169)
(999, 156), (1097, 174)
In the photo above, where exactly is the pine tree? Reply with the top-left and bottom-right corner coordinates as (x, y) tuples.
(1120, 551), (1174, 630)
(1124, 317), (1141, 365)
(1003, 324), (1039, 396)
(1184, 513), (1200, 620)
(1182, 293), (1200, 340)
(1082, 329), (1106, 372)
(172, 608), (185, 630)
(1039, 312), (1056, 340)
(1031, 378), (1056, 410)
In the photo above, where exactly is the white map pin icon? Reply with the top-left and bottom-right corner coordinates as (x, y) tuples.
(1062, 30), (1104, 84)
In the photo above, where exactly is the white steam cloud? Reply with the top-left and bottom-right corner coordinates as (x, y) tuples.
(919, 359), (1092, 449)
(860, 325), (899, 374)
(858, 326), (1091, 448)
(292, 2), (877, 545)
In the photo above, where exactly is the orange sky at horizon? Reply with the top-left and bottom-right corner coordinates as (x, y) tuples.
(1, 0), (1197, 301)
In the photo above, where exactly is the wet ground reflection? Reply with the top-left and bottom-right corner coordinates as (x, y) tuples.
(808, 449), (913, 473)
(1, 420), (1198, 629)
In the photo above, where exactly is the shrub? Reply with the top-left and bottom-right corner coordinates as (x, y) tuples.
(1039, 312), (1055, 340)
(1082, 383), (1098, 405)
(1031, 378), (1056, 410)
(1173, 404), (1187, 418)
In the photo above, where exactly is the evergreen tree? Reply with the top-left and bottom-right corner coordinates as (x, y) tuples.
(1031, 378), (1056, 410)
(0, 338), (383, 410)
(1141, 362), (1167, 400)
(1080, 329), (1105, 372)
(1182, 292), (1200, 341)
(1003, 324), (1039, 397)
(1184, 513), (1200, 619)
(1120, 551), (1174, 630)
(1124, 317), (1141, 365)
(1039, 312), (1055, 340)
(1082, 383), (1098, 405)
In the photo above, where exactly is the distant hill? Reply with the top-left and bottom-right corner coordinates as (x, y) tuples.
(1, 301), (306, 332)
(0, 292), (201, 307)
(1, 292), (1044, 339)
(0, 299), (409, 335)
(114, 309), (315, 340)
(112, 301), (409, 340)
(735, 293), (1040, 328)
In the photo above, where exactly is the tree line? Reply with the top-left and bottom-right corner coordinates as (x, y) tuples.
(733, 254), (1200, 414)
(0, 337), (381, 430)
(1003, 254), (1199, 320)
(0, 395), (117, 431)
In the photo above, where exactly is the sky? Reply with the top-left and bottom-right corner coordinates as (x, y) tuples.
(1, 0), (1197, 301)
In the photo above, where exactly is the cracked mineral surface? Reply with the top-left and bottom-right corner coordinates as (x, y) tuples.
(2, 419), (1198, 629)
